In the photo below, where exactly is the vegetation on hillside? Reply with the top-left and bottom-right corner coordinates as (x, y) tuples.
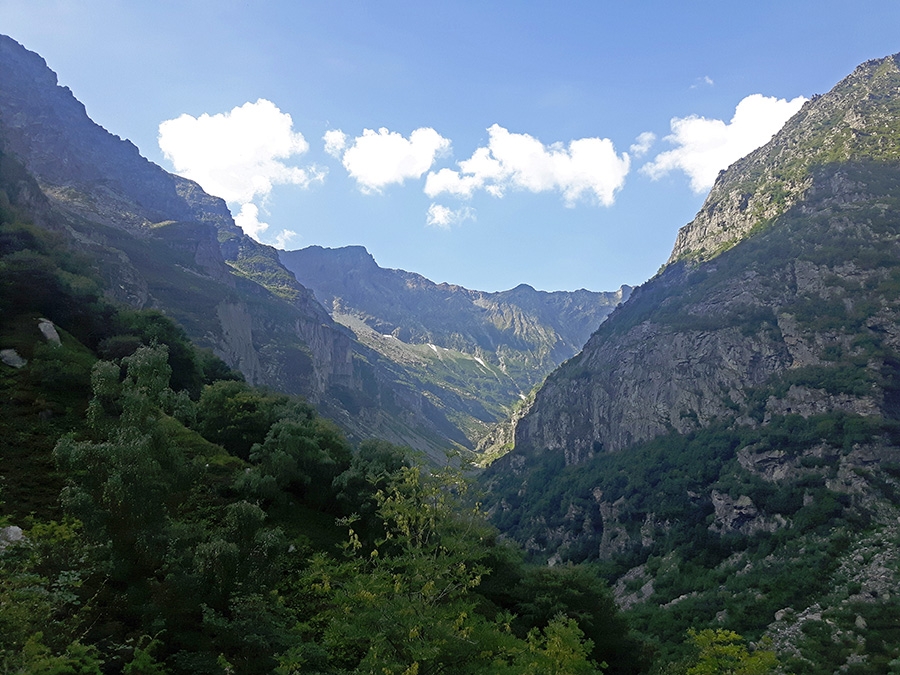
(485, 160), (900, 673)
(0, 175), (658, 674)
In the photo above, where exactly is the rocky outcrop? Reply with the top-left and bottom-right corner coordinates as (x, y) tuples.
(708, 490), (786, 536)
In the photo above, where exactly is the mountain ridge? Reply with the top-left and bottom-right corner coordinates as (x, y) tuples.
(483, 51), (900, 669)
(281, 244), (629, 389)
(512, 51), (900, 461)
(0, 34), (487, 457)
(281, 244), (630, 451)
(0, 33), (630, 459)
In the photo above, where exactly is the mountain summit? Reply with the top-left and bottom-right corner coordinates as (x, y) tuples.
(281, 245), (629, 451)
(670, 54), (900, 263)
(0, 35), (485, 456)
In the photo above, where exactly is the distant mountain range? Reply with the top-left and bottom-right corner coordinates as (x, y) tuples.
(281, 245), (629, 454)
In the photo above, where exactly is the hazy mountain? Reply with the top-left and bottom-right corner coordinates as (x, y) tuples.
(485, 53), (900, 669)
(280, 245), (629, 451)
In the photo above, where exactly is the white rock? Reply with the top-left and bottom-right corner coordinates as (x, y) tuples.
(38, 318), (62, 346)
(0, 525), (24, 551)
(0, 349), (27, 368)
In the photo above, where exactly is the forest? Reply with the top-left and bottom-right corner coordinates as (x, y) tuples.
(0, 180), (787, 674)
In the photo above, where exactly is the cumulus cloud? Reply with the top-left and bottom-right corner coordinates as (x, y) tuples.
(158, 99), (324, 242)
(323, 129), (348, 158)
(234, 203), (269, 241)
(424, 124), (630, 206)
(629, 132), (656, 157)
(159, 99), (323, 203)
(426, 203), (475, 229)
(642, 93), (807, 192)
(329, 127), (451, 193)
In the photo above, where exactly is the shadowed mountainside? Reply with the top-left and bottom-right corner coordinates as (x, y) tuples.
(484, 53), (900, 670)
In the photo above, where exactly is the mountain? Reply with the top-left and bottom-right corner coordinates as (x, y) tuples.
(485, 54), (900, 669)
(0, 34), (352, 396)
(280, 245), (629, 451)
(0, 34), (562, 459)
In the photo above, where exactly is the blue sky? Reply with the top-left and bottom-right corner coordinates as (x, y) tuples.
(2, 1), (899, 292)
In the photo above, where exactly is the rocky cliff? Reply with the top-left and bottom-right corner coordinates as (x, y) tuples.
(514, 53), (900, 462)
(485, 53), (900, 670)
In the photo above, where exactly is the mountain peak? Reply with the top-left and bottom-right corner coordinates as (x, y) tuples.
(668, 51), (900, 265)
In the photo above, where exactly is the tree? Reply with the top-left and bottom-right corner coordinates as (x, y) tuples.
(194, 380), (287, 459)
(683, 629), (779, 675)
(289, 464), (604, 674)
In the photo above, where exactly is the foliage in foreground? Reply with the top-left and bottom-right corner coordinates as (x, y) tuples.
(0, 331), (639, 673)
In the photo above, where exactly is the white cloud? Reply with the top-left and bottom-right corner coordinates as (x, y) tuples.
(158, 99), (325, 242)
(426, 203), (475, 229)
(629, 132), (656, 157)
(424, 124), (630, 206)
(234, 203), (269, 241)
(691, 75), (715, 89)
(323, 129), (348, 158)
(158, 99), (323, 204)
(332, 127), (451, 193)
(642, 93), (807, 192)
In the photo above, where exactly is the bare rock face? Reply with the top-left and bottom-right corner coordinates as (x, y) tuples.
(708, 490), (786, 536)
(518, 311), (792, 463)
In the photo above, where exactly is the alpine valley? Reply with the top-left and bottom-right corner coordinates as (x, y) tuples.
(3, 30), (900, 675)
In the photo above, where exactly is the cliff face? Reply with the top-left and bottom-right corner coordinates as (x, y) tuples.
(514, 53), (900, 462)
(485, 55), (900, 667)
(471, 52), (900, 667)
